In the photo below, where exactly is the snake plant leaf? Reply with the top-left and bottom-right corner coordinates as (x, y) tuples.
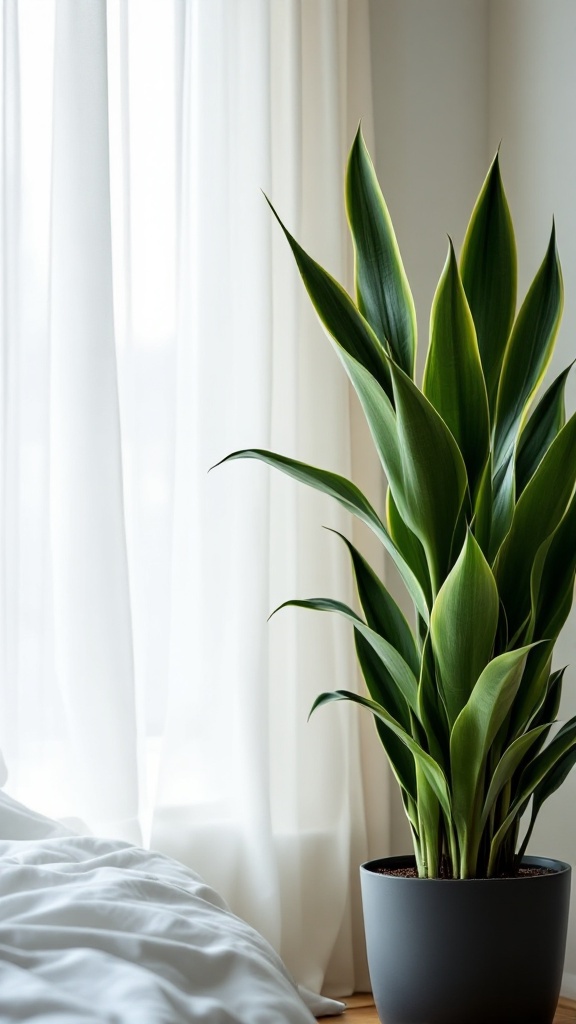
(528, 667), (565, 735)
(517, 728), (576, 863)
(460, 152), (517, 413)
(354, 633), (417, 797)
(450, 645), (534, 874)
(430, 530), (499, 728)
(480, 725), (550, 833)
(515, 363), (572, 496)
(493, 222), (564, 476)
(511, 667), (566, 784)
(490, 716), (576, 873)
(488, 447), (516, 561)
(329, 530), (419, 675)
(334, 345), (457, 607)
(509, 499), (576, 732)
(479, 724), (545, 835)
(388, 360), (468, 595)
(331, 346), (403, 491)
(518, 486), (576, 651)
(346, 125), (417, 377)
(495, 410), (576, 638)
(472, 457), (492, 557)
(316, 343), (436, 621)
(416, 765), (441, 878)
(265, 196), (392, 397)
(489, 717), (576, 873)
(423, 240), (489, 499)
(535, 743), (576, 804)
(531, 489), (576, 644)
(418, 632), (450, 770)
(309, 689), (451, 818)
(272, 307), (428, 611)
(325, 345), (438, 611)
(273, 598), (420, 715)
(507, 643), (553, 742)
(216, 449), (430, 621)
(403, 793), (420, 838)
(354, 631), (411, 729)
(515, 531), (557, 649)
(386, 490), (433, 609)
(518, 718), (576, 801)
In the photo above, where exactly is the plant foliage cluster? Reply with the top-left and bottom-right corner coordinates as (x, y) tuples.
(221, 130), (576, 878)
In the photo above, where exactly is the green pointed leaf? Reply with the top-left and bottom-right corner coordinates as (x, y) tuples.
(415, 765), (441, 877)
(489, 448), (515, 560)
(215, 449), (430, 621)
(495, 411), (576, 638)
(388, 361), (468, 595)
(520, 727), (576, 862)
(450, 646), (533, 869)
(317, 340), (437, 619)
(519, 718), (576, 800)
(332, 347), (455, 616)
(512, 667), (565, 779)
(534, 744), (576, 807)
(354, 632), (417, 798)
(273, 597), (420, 715)
(516, 364), (572, 496)
(532, 489), (576, 644)
(423, 240), (489, 498)
(472, 457), (492, 557)
(430, 531), (499, 727)
(329, 530), (419, 675)
(346, 126), (417, 376)
(517, 736), (576, 865)
(354, 631), (410, 728)
(493, 223), (564, 475)
(483, 254), (565, 561)
(331, 346), (403, 493)
(507, 504), (575, 731)
(489, 716), (576, 871)
(417, 632), (450, 769)
(507, 643), (553, 741)
(315, 335), (435, 619)
(529, 667), (565, 735)
(481, 725), (549, 832)
(386, 490), (432, 608)
(515, 531), (557, 647)
(309, 689), (451, 818)
(460, 152), (517, 413)
(265, 196), (392, 396)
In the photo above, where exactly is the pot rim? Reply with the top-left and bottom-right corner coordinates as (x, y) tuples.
(361, 853), (572, 880)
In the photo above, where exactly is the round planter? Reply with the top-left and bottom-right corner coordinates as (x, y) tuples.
(360, 854), (571, 1024)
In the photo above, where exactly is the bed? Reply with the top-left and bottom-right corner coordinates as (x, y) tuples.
(0, 790), (344, 1022)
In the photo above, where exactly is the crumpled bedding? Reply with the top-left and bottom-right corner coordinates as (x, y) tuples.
(0, 791), (345, 1022)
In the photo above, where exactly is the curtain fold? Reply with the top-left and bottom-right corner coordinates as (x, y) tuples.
(50, 0), (139, 840)
(0, 0), (378, 994)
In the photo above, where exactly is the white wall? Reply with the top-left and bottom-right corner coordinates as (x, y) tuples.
(370, 0), (576, 990)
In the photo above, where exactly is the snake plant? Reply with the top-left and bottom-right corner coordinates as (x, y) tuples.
(219, 129), (576, 879)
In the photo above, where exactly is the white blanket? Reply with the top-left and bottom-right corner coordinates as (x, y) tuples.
(0, 792), (345, 1023)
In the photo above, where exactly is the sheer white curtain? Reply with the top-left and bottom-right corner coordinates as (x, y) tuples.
(0, 0), (383, 994)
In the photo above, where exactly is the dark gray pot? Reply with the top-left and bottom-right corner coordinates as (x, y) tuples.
(360, 854), (571, 1024)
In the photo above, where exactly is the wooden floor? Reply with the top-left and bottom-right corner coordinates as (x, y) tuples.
(319, 993), (576, 1022)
